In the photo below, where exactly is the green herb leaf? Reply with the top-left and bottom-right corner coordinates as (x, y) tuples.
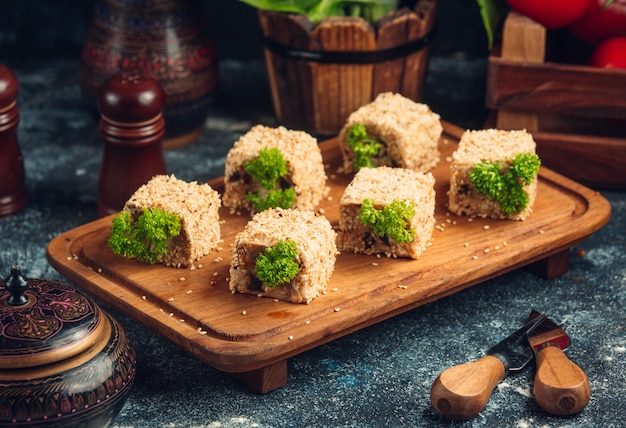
(469, 152), (540, 215)
(255, 239), (301, 288)
(244, 148), (296, 212)
(358, 198), (416, 244)
(108, 208), (181, 264)
(476, 0), (506, 50)
(346, 124), (383, 171)
(239, 0), (399, 23)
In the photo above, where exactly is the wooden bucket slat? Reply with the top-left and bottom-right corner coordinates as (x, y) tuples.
(258, 11), (315, 130)
(311, 18), (376, 135)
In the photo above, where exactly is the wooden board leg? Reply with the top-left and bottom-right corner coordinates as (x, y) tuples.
(228, 360), (288, 394)
(525, 249), (570, 279)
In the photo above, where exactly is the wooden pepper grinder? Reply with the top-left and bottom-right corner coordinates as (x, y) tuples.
(97, 69), (168, 217)
(0, 64), (27, 217)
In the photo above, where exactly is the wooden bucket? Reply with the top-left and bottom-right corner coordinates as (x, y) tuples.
(258, 0), (437, 136)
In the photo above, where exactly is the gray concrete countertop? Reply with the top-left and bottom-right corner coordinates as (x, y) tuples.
(0, 58), (624, 428)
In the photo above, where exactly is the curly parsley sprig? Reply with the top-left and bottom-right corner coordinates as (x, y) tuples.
(244, 148), (296, 212)
(255, 239), (300, 288)
(346, 124), (383, 171)
(469, 152), (541, 215)
(358, 198), (416, 244)
(108, 208), (181, 264)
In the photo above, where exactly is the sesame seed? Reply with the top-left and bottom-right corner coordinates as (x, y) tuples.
(179, 277), (186, 281)
(305, 320), (311, 325)
(66, 256), (73, 261)
(288, 335), (294, 341)
(484, 248), (490, 253)
(142, 295), (147, 300)
(464, 242), (469, 247)
(372, 262), (379, 266)
(332, 287), (339, 292)
(502, 241), (508, 246)
(179, 319), (185, 323)
(97, 268), (102, 273)
(186, 290), (193, 294)
(334, 307), (341, 312)
(472, 255), (479, 260)
(483, 225), (490, 230)
(242, 310), (247, 315)
(168, 297), (174, 302)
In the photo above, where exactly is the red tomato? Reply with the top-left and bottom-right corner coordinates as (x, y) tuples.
(506, 0), (594, 29)
(569, 0), (626, 45)
(588, 36), (626, 68)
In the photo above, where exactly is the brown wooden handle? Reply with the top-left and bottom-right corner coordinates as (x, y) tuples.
(430, 355), (506, 420)
(533, 345), (591, 415)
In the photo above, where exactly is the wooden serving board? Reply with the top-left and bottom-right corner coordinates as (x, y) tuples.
(46, 122), (611, 393)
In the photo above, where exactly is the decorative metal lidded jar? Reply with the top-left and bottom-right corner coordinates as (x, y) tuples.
(0, 265), (136, 427)
(79, 0), (219, 149)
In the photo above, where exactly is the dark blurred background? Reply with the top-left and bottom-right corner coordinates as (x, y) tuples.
(0, 0), (492, 129)
(0, 0), (490, 60)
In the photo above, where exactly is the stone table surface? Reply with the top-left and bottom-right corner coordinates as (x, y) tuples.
(0, 58), (624, 428)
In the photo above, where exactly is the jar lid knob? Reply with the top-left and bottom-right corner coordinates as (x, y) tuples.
(4, 264), (29, 306)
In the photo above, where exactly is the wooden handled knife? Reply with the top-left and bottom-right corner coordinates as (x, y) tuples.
(526, 311), (591, 415)
(430, 314), (546, 420)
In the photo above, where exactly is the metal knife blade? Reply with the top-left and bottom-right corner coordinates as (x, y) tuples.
(526, 311), (590, 416)
(430, 314), (546, 420)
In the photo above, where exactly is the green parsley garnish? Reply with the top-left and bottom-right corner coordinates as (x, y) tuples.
(469, 152), (541, 215)
(346, 124), (383, 171)
(244, 148), (296, 212)
(358, 198), (416, 244)
(255, 240), (300, 288)
(108, 208), (181, 264)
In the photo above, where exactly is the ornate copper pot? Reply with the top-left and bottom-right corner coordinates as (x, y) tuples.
(0, 266), (136, 427)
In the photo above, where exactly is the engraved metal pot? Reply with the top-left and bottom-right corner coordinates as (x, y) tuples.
(0, 265), (136, 427)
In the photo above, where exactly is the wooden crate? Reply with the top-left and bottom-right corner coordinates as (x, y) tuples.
(486, 11), (626, 189)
